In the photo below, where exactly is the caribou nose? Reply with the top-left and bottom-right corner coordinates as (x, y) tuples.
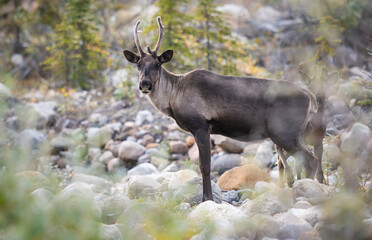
(140, 80), (152, 93)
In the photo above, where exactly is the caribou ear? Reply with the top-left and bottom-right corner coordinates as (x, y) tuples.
(158, 50), (173, 64)
(123, 50), (140, 63)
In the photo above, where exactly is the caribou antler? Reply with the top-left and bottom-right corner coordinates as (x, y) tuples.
(148, 16), (164, 55)
(134, 20), (145, 56)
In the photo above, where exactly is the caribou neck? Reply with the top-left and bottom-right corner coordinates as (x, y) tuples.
(148, 68), (182, 117)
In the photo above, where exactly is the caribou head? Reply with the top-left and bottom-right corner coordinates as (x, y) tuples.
(123, 17), (173, 94)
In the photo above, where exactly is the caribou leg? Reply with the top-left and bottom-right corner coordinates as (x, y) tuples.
(276, 146), (295, 187)
(193, 129), (213, 201)
(314, 142), (324, 183)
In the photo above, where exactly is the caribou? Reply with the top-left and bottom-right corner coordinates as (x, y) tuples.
(123, 17), (321, 202)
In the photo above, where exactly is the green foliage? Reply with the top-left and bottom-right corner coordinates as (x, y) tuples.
(146, 0), (193, 72)
(43, 0), (108, 89)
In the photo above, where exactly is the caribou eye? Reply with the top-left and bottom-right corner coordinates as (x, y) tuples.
(155, 63), (161, 69)
(137, 64), (142, 69)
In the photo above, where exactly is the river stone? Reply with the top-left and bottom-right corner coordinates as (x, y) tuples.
(187, 200), (247, 225)
(71, 173), (112, 192)
(250, 214), (281, 239)
(87, 126), (113, 148)
(100, 223), (122, 240)
(212, 135), (245, 153)
(98, 194), (131, 224)
(174, 177), (222, 206)
(274, 211), (313, 240)
(292, 179), (332, 199)
(127, 163), (157, 177)
(169, 140), (188, 154)
(211, 154), (241, 174)
(118, 141), (146, 162)
(168, 169), (198, 190)
(126, 175), (161, 199)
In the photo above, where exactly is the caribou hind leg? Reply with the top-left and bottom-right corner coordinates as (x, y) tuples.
(314, 142), (324, 183)
(276, 146), (295, 187)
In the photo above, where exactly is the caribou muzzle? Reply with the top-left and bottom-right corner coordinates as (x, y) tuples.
(139, 80), (152, 93)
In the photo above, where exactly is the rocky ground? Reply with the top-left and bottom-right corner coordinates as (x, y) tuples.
(1, 81), (372, 240)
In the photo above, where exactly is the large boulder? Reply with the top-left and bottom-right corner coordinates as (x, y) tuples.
(118, 141), (146, 162)
(211, 154), (241, 174)
(292, 179), (332, 200)
(126, 175), (161, 199)
(217, 164), (269, 191)
(174, 177), (222, 205)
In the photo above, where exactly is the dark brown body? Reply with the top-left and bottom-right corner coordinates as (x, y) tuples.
(123, 17), (320, 201)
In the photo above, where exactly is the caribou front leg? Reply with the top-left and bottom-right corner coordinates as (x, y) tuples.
(193, 129), (213, 201)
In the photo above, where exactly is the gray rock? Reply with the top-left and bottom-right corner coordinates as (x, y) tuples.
(107, 158), (121, 172)
(87, 126), (113, 148)
(240, 188), (293, 217)
(11, 53), (25, 66)
(71, 173), (112, 192)
(190, 219), (238, 240)
(292, 179), (332, 200)
(254, 6), (283, 24)
(98, 194), (131, 224)
(187, 200), (247, 225)
(221, 190), (239, 203)
(97, 151), (114, 164)
(255, 181), (279, 196)
(174, 177), (222, 206)
(250, 214), (281, 239)
(28, 101), (58, 128)
(168, 170), (198, 190)
(211, 154), (241, 174)
(253, 140), (274, 169)
(294, 200), (312, 209)
(17, 129), (47, 149)
(31, 188), (54, 209)
(135, 110), (153, 126)
(212, 135), (246, 153)
(274, 211), (313, 240)
(288, 206), (322, 226)
(99, 223), (122, 240)
(341, 122), (371, 161)
(126, 175), (161, 199)
(118, 141), (146, 162)
(127, 163), (157, 177)
(51, 182), (102, 218)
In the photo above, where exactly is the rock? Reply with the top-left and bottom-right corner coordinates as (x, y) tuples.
(123, 121), (138, 133)
(212, 135), (245, 153)
(185, 136), (195, 147)
(242, 142), (261, 158)
(240, 188), (293, 217)
(216, 4), (250, 29)
(190, 219), (238, 240)
(324, 143), (341, 167)
(135, 110), (153, 126)
(211, 154), (241, 174)
(187, 200), (247, 225)
(71, 173), (112, 191)
(99, 223), (122, 240)
(253, 140), (274, 169)
(168, 169), (198, 190)
(97, 151), (114, 164)
(174, 177), (222, 206)
(118, 141), (146, 162)
(299, 231), (321, 240)
(188, 143), (199, 162)
(87, 126), (113, 148)
(221, 190), (239, 203)
(107, 158), (121, 172)
(274, 211), (313, 240)
(217, 164), (269, 191)
(98, 194), (131, 224)
(52, 182), (102, 218)
(150, 156), (169, 170)
(162, 162), (178, 172)
(254, 6), (283, 24)
(141, 134), (154, 146)
(169, 140), (188, 154)
(105, 140), (120, 157)
(255, 181), (279, 196)
(292, 179), (332, 200)
(17, 129), (47, 149)
(294, 200), (312, 209)
(288, 206), (322, 226)
(28, 101), (58, 128)
(250, 214), (281, 239)
(126, 175), (161, 199)
(127, 163), (157, 177)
